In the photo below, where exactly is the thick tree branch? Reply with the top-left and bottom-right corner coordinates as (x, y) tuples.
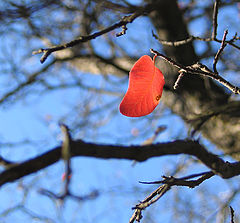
(1, 139), (240, 187)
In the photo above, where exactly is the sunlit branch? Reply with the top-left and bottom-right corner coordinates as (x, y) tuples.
(129, 184), (170, 223)
(151, 49), (240, 94)
(152, 32), (240, 50)
(213, 29), (228, 73)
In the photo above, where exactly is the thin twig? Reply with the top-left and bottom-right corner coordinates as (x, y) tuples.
(129, 184), (170, 223)
(212, 0), (220, 39)
(129, 171), (214, 222)
(150, 49), (185, 70)
(33, 5), (154, 63)
(152, 31), (194, 46)
(173, 71), (185, 89)
(139, 171), (214, 188)
(142, 125), (166, 145)
(153, 33), (240, 50)
(38, 188), (99, 202)
(230, 206), (235, 223)
(213, 29), (228, 73)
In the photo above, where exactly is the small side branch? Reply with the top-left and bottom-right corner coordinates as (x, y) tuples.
(230, 206), (235, 223)
(38, 188), (99, 202)
(139, 171), (214, 188)
(152, 31), (194, 46)
(213, 29), (228, 73)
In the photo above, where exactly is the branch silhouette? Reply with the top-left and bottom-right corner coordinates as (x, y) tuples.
(1, 139), (240, 187)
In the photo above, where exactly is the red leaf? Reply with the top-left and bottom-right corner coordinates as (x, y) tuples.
(119, 55), (165, 117)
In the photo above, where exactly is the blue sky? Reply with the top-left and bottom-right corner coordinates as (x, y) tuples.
(0, 1), (240, 222)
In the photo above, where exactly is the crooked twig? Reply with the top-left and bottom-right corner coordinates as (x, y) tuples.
(213, 29), (228, 73)
(139, 171), (214, 188)
(33, 4), (154, 63)
(129, 184), (170, 223)
(230, 206), (235, 223)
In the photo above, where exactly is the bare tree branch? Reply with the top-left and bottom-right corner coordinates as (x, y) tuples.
(33, 3), (155, 63)
(1, 139), (240, 187)
(129, 184), (170, 223)
(213, 29), (228, 73)
(151, 49), (240, 94)
(140, 171), (214, 188)
(130, 171), (214, 222)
